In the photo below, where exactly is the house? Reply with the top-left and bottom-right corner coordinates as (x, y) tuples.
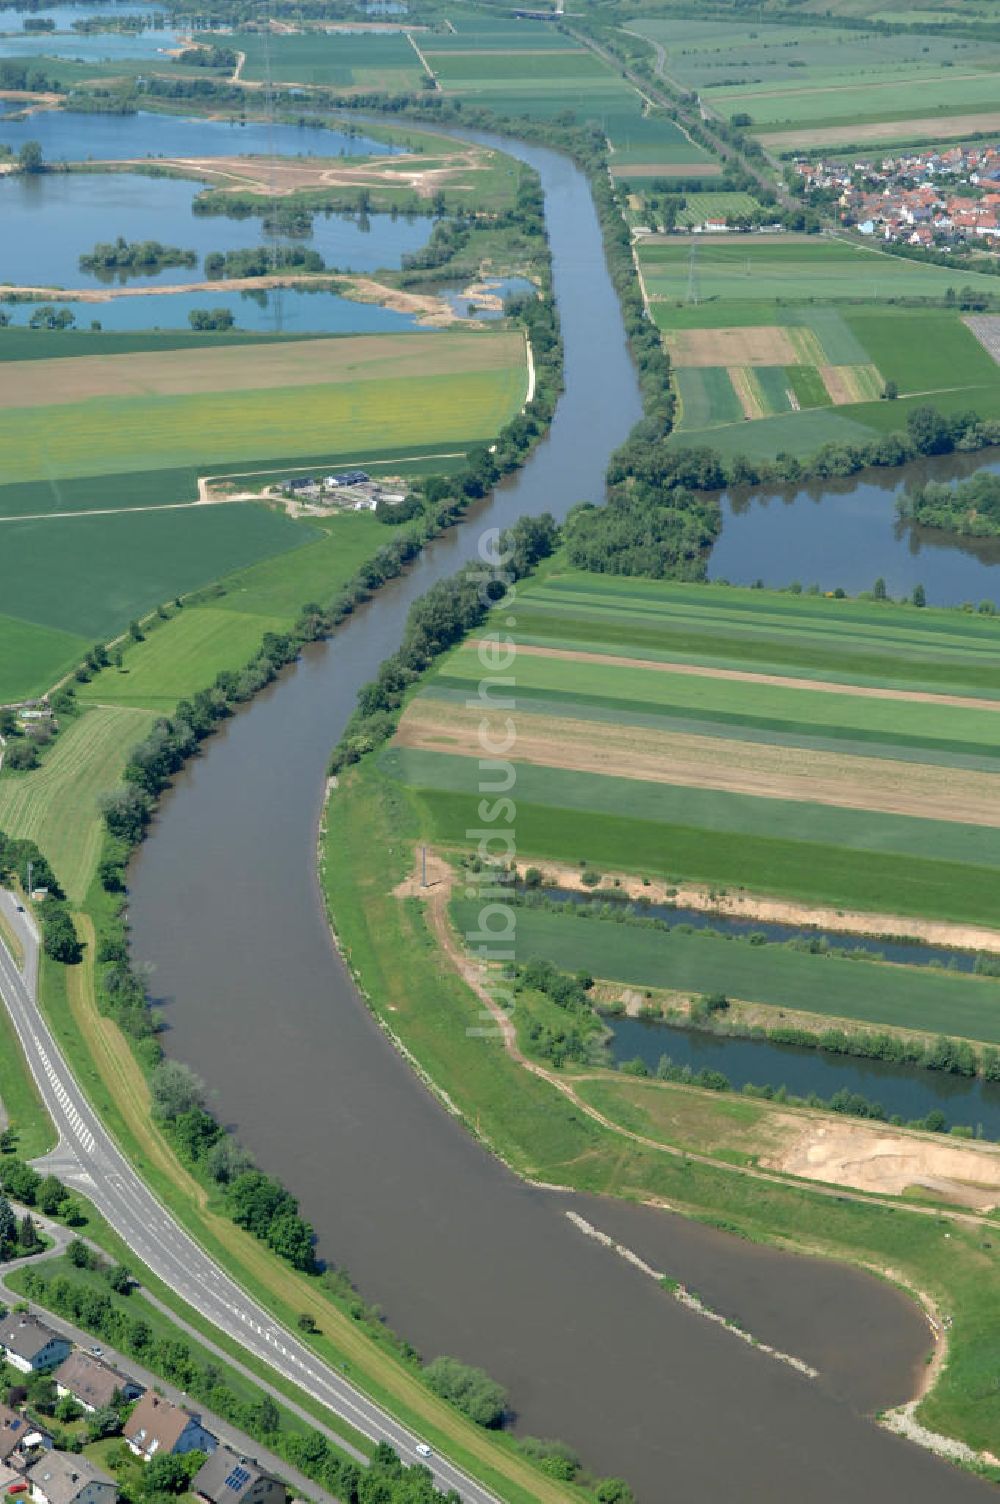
(0, 1317), (71, 1375)
(27, 1453), (115, 1504)
(0, 1404), (52, 1465)
(53, 1354), (143, 1415)
(124, 1394), (216, 1460)
(192, 1448), (287, 1504)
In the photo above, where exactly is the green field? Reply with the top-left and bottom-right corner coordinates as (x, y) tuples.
(630, 16), (1000, 144)
(0, 706), (156, 900)
(674, 192), (761, 227)
(639, 238), (1000, 451)
(453, 901), (1000, 1041)
(0, 367), (525, 486)
(640, 236), (1000, 304)
(0, 504), (314, 642)
(383, 568), (1000, 925)
(229, 31), (423, 91)
(75, 511), (393, 707)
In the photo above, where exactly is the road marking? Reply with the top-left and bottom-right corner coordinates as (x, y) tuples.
(32, 1033), (96, 1153)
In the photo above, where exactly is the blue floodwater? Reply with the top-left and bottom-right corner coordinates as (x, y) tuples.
(3, 282), (427, 332)
(0, 107), (399, 162)
(610, 1017), (1000, 1136)
(0, 172), (433, 286)
(439, 273), (536, 320)
(710, 454), (1000, 606)
(535, 889), (980, 972)
(0, 2), (180, 60)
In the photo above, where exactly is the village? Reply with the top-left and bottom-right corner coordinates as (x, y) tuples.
(793, 142), (1000, 248)
(0, 1308), (289, 1504)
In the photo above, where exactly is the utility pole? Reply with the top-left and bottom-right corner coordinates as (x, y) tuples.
(420, 845), (427, 888)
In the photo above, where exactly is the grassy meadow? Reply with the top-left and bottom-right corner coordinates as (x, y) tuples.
(226, 31), (423, 92)
(637, 237), (1000, 452)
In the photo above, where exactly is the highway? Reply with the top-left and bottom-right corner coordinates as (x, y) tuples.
(0, 891), (499, 1504)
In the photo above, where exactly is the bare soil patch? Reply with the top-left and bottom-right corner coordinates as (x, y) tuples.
(396, 698), (1000, 825)
(0, 330), (521, 410)
(728, 364), (763, 419)
(505, 641), (1000, 713)
(963, 314), (1000, 365)
(670, 325), (795, 368)
(819, 363), (856, 405)
(760, 111), (1000, 149)
(113, 145), (488, 199)
(767, 1119), (1000, 1210)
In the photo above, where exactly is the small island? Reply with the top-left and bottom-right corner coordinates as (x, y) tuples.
(79, 237), (198, 279)
(898, 472), (1000, 539)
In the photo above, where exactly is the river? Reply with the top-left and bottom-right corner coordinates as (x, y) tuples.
(125, 126), (995, 1501)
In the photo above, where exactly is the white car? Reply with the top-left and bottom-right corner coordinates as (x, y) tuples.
(415, 1443), (433, 1459)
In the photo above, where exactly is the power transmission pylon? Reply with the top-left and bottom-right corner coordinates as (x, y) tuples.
(686, 241), (700, 305)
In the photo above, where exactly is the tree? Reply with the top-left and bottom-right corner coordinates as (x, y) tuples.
(423, 1356), (508, 1428)
(150, 1059), (204, 1121)
(596, 1481), (634, 1504)
(882, 379), (898, 400)
(100, 785), (152, 845)
(18, 1213), (39, 1251)
(18, 140), (43, 173)
(37, 1175), (68, 1216)
(68, 1237), (94, 1269)
(872, 576), (887, 600)
(912, 582), (927, 608)
(0, 1194), (16, 1250)
(255, 1396), (279, 1435)
(906, 405), (951, 456)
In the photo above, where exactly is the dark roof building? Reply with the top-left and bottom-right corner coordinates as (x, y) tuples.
(53, 1354), (143, 1414)
(192, 1448), (286, 1504)
(27, 1451), (115, 1504)
(0, 1316), (71, 1374)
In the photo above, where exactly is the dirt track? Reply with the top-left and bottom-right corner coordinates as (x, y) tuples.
(502, 641), (1000, 713)
(396, 697), (1000, 826)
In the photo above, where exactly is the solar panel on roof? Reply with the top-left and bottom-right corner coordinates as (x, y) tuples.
(224, 1467), (252, 1493)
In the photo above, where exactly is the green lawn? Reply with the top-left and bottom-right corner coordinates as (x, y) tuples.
(468, 903), (1000, 1041)
(845, 307), (1000, 393)
(0, 707), (156, 900)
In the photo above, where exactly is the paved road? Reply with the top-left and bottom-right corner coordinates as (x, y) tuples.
(0, 892), (499, 1504)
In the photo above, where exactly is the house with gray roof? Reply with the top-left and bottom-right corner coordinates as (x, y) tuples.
(0, 1316), (71, 1375)
(27, 1451), (115, 1504)
(53, 1354), (143, 1415)
(192, 1448), (286, 1504)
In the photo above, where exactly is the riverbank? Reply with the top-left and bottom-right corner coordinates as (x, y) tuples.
(321, 756), (1000, 1477)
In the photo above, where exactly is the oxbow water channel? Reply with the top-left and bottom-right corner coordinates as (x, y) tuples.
(127, 127), (998, 1500)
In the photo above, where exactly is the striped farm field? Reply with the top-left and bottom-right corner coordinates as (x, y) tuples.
(640, 240), (1000, 451)
(0, 332), (527, 485)
(0, 707), (156, 901)
(381, 568), (1000, 925)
